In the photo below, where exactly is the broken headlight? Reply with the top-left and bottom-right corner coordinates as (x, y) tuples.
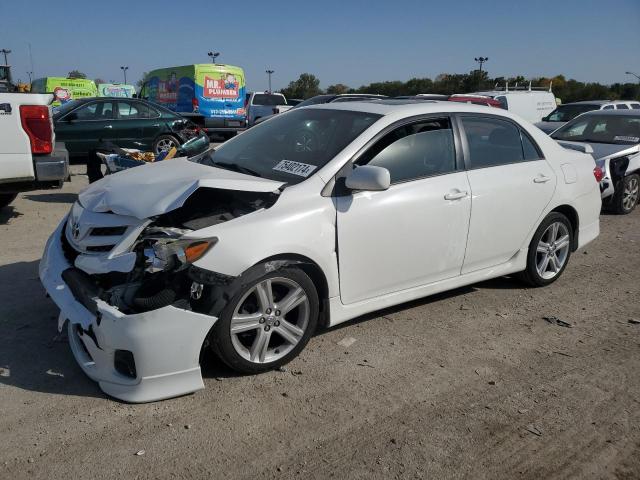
(144, 237), (218, 273)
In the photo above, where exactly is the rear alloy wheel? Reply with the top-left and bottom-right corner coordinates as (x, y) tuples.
(210, 268), (319, 373)
(153, 135), (180, 155)
(0, 193), (17, 210)
(520, 212), (573, 287)
(613, 174), (639, 215)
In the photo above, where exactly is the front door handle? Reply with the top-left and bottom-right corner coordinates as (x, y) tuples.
(534, 175), (551, 183)
(104, 125), (113, 129)
(444, 190), (469, 201)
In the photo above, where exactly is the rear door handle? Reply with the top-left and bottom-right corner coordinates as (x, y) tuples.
(444, 190), (469, 200)
(104, 125), (113, 129)
(534, 175), (551, 183)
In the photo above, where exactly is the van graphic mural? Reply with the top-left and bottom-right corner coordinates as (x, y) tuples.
(141, 64), (246, 135)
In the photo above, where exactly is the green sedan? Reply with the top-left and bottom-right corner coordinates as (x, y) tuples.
(53, 97), (201, 158)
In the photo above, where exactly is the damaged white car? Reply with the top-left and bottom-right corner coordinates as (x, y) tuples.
(551, 110), (640, 214)
(40, 101), (602, 402)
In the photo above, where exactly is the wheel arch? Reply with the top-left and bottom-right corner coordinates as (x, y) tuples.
(254, 253), (331, 328)
(549, 204), (579, 251)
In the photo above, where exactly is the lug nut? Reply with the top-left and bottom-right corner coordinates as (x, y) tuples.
(259, 317), (265, 324)
(266, 308), (272, 314)
(264, 325), (271, 332)
(275, 310), (281, 316)
(274, 320), (280, 327)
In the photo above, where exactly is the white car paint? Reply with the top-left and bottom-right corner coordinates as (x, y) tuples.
(40, 101), (601, 402)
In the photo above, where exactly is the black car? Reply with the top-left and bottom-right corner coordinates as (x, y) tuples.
(53, 97), (201, 158)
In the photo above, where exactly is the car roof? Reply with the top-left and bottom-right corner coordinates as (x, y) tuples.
(305, 99), (515, 117)
(566, 100), (638, 105)
(578, 109), (640, 117)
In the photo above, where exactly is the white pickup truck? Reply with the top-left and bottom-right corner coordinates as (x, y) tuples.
(245, 92), (293, 127)
(0, 93), (69, 209)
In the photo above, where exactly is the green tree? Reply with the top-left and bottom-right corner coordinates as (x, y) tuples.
(136, 72), (149, 89)
(280, 73), (323, 99)
(67, 70), (86, 79)
(326, 83), (350, 95)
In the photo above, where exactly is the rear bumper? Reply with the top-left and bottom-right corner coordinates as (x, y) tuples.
(34, 143), (69, 182)
(39, 219), (218, 403)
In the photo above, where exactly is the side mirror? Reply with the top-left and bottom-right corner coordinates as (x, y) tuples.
(345, 165), (391, 192)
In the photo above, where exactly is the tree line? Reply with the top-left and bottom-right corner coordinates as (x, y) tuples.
(280, 71), (640, 103)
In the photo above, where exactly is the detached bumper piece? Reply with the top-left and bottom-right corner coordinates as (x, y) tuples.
(39, 219), (218, 403)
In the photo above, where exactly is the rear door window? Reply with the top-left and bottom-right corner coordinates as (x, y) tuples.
(616, 104), (629, 110)
(461, 116), (542, 168)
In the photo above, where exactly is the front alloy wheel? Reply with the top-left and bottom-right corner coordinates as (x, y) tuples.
(622, 174), (639, 214)
(210, 268), (319, 373)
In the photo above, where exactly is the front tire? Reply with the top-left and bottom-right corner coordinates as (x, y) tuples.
(612, 174), (639, 215)
(210, 267), (319, 374)
(520, 212), (573, 287)
(0, 193), (17, 209)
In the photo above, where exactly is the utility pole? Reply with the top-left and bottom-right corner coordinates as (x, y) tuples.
(1, 49), (11, 65)
(474, 56), (488, 89)
(625, 71), (640, 83)
(27, 71), (33, 83)
(208, 51), (220, 64)
(266, 69), (274, 92)
(474, 56), (488, 75)
(120, 66), (128, 84)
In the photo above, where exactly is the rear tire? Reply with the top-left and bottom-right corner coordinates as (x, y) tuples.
(0, 193), (17, 209)
(611, 174), (639, 215)
(209, 267), (319, 374)
(519, 212), (573, 287)
(152, 135), (180, 155)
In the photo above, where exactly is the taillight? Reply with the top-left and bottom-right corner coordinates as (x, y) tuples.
(20, 105), (53, 155)
(593, 166), (604, 183)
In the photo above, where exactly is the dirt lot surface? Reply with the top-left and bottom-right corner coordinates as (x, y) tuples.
(1, 166), (639, 480)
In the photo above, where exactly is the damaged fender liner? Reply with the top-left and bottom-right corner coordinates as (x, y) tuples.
(190, 260), (309, 318)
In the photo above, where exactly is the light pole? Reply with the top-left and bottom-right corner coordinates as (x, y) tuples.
(625, 71), (640, 83)
(1, 49), (11, 65)
(27, 71), (33, 83)
(474, 56), (488, 75)
(120, 66), (128, 84)
(208, 51), (220, 64)
(266, 69), (274, 92)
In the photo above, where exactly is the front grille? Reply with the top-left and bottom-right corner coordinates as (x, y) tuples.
(86, 245), (116, 253)
(65, 202), (146, 256)
(61, 224), (79, 264)
(91, 226), (127, 236)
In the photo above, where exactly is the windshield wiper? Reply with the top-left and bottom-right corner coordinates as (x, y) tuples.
(211, 161), (262, 178)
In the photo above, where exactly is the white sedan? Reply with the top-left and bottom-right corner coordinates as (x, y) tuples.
(40, 101), (602, 402)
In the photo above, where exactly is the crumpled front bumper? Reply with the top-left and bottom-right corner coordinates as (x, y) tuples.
(39, 218), (217, 403)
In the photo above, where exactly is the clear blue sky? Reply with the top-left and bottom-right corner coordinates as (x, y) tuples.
(1, 0), (638, 90)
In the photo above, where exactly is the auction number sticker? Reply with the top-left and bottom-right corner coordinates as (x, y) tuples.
(614, 135), (639, 143)
(273, 160), (317, 177)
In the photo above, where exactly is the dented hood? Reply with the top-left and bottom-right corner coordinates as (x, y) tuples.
(79, 158), (284, 219)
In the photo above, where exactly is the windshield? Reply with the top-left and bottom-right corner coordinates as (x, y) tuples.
(192, 108), (381, 184)
(551, 114), (640, 145)
(543, 104), (599, 122)
(252, 94), (287, 106)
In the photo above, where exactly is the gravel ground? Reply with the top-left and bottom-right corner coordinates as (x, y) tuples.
(1, 166), (639, 480)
